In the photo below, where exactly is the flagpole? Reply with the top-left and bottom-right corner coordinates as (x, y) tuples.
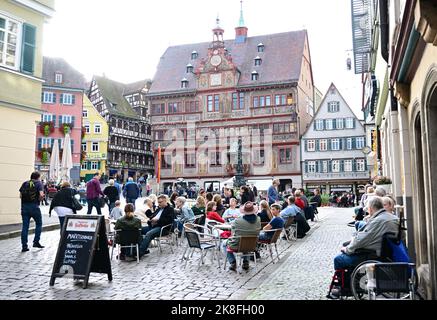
(157, 144), (162, 185)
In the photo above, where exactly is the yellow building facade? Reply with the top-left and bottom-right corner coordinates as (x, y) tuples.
(0, 0), (55, 225)
(80, 95), (108, 182)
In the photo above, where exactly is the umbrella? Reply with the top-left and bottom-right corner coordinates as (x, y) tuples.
(61, 133), (73, 182)
(49, 139), (60, 183)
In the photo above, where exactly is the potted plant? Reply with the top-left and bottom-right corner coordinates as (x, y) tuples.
(60, 123), (74, 135)
(39, 149), (51, 165)
(39, 121), (54, 137)
(373, 176), (392, 194)
(321, 193), (330, 207)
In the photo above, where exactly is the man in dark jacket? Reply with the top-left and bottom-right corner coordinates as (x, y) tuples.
(139, 195), (175, 257)
(123, 177), (140, 209)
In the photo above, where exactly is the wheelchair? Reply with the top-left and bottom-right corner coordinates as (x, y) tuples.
(327, 234), (417, 300)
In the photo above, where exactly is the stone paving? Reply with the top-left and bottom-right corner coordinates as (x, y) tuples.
(0, 206), (354, 300)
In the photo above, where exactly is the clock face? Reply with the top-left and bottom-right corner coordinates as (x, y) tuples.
(210, 55), (222, 66)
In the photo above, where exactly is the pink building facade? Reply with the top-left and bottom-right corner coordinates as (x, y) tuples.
(35, 57), (87, 183)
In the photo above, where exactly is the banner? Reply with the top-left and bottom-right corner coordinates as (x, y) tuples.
(157, 144), (161, 184)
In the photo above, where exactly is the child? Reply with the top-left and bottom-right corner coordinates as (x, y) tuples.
(110, 200), (123, 220)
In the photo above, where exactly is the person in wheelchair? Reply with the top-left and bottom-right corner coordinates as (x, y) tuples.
(334, 196), (399, 270)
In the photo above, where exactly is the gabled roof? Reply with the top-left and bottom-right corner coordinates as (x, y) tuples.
(124, 79), (152, 95)
(301, 83), (365, 138)
(42, 57), (87, 90)
(93, 76), (139, 119)
(149, 30), (307, 94)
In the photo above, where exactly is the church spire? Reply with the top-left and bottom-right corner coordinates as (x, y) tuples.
(239, 0), (245, 27)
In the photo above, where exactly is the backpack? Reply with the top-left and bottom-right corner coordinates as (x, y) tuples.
(21, 180), (38, 203)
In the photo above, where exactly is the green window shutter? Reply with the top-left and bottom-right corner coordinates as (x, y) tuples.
(304, 140), (308, 152)
(21, 23), (36, 74)
(60, 94), (64, 104)
(333, 119), (337, 130)
(352, 160), (357, 172)
(97, 162), (101, 170)
(38, 138), (42, 150)
(71, 116), (75, 127)
(327, 139), (331, 151)
(41, 92), (44, 103)
(353, 119), (356, 129)
(340, 160), (344, 172)
(316, 140), (320, 151)
(72, 95), (76, 105)
(352, 138), (356, 149)
(304, 162), (308, 173)
(53, 93), (57, 104)
(328, 160), (332, 173)
(87, 161), (91, 170)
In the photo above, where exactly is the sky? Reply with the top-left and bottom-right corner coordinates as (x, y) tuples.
(43, 0), (363, 117)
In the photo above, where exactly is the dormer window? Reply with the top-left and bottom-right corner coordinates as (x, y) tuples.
(181, 78), (189, 88)
(55, 73), (63, 84)
(257, 43), (265, 53)
(254, 56), (262, 66)
(186, 64), (193, 73)
(191, 51), (198, 60)
(251, 71), (259, 81)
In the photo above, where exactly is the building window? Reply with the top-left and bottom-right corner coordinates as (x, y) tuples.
(210, 152), (222, 166)
(85, 125), (90, 133)
(168, 102), (182, 114)
(185, 101), (199, 113)
(308, 161), (316, 173)
(275, 94), (287, 106)
(186, 64), (193, 73)
(152, 103), (166, 115)
(207, 95), (220, 112)
(336, 119), (344, 130)
(42, 92), (56, 104)
(345, 118), (355, 129)
(81, 162), (88, 170)
(279, 148), (292, 164)
(92, 142), (99, 152)
(254, 57), (262, 66)
(42, 113), (54, 122)
(0, 15), (21, 69)
(232, 93), (245, 110)
(81, 143), (87, 152)
(257, 43), (265, 52)
(181, 79), (189, 88)
(273, 123), (296, 134)
(55, 73), (63, 84)
(328, 101), (340, 113)
(331, 138), (340, 151)
(91, 161), (98, 170)
(356, 159), (366, 172)
(344, 160), (353, 172)
(41, 138), (52, 149)
(346, 138), (353, 150)
(356, 137), (365, 149)
(319, 139), (328, 151)
(315, 120), (324, 131)
(322, 160), (328, 173)
(155, 130), (165, 140)
(94, 124), (101, 134)
(325, 119), (334, 130)
(185, 153), (196, 168)
(253, 149), (265, 165)
(307, 140), (315, 152)
(332, 160), (340, 172)
(61, 115), (72, 124)
(191, 51), (198, 59)
(61, 93), (74, 105)
(82, 109), (88, 118)
(251, 71), (259, 81)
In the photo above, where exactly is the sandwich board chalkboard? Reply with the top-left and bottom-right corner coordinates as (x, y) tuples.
(50, 215), (112, 289)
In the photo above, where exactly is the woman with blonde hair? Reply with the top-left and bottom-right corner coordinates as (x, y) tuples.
(213, 194), (225, 216)
(192, 196), (206, 225)
(258, 200), (272, 223)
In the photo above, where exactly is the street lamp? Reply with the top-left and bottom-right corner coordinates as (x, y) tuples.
(361, 146), (373, 183)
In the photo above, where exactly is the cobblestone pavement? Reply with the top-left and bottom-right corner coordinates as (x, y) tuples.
(0, 206), (353, 300)
(245, 206), (354, 300)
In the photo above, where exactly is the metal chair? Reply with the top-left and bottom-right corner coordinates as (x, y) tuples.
(258, 229), (283, 263)
(283, 216), (297, 241)
(224, 235), (259, 273)
(111, 229), (142, 263)
(182, 227), (221, 269)
(156, 223), (176, 254)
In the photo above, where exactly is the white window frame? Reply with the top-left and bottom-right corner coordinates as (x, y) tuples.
(91, 161), (98, 170)
(94, 124), (101, 134)
(331, 139), (340, 151)
(307, 140), (315, 152)
(344, 160), (353, 172)
(319, 139), (328, 151)
(328, 101), (340, 113)
(325, 119), (334, 130)
(42, 113), (53, 122)
(55, 73), (63, 84)
(356, 137), (365, 149)
(62, 93), (73, 105)
(81, 143), (87, 152)
(0, 14), (22, 70)
(332, 160), (340, 173)
(346, 118), (354, 129)
(322, 161), (328, 173)
(41, 138), (51, 149)
(356, 159), (366, 172)
(346, 138), (353, 150)
(315, 120), (324, 131)
(81, 162), (88, 170)
(85, 125), (90, 133)
(43, 92), (55, 104)
(336, 119), (344, 130)
(82, 109), (88, 118)
(61, 115), (72, 124)
(308, 161), (316, 173)
(92, 142), (99, 152)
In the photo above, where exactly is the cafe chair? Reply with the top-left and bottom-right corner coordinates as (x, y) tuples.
(258, 229), (283, 263)
(111, 229), (142, 264)
(224, 235), (259, 273)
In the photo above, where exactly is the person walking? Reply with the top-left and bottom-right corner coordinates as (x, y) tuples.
(104, 179), (120, 212)
(19, 171), (45, 252)
(86, 172), (104, 215)
(49, 181), (78, 233)
(123, 177), (140, 209)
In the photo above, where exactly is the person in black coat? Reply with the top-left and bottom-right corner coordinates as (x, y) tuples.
(49, 181), (78, 232)
(104, 179), (120, 212)
(139, 195), (175, 256)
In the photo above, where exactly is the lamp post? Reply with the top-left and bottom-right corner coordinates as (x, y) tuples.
(234, 137), (246, 188)
(361, 146), (373, 183)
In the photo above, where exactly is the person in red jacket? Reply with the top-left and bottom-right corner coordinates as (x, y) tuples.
(294, 190), (306, 210)
(206, 201), (225, 223)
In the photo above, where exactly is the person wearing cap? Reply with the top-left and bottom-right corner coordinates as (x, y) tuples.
(225, 202), (261, 271)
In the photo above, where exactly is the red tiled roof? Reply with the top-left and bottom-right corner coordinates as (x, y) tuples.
(149, 30), (307, 94)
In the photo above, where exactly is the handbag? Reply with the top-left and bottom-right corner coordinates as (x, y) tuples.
(71, 189), (83, 211)
(98, 197), (106, 208)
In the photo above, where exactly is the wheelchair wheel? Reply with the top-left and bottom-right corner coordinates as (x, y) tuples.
(350, 260), (380, 300)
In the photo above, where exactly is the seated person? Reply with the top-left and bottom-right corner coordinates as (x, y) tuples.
(257, 200), (273, 223)
(206, 201), (225, 224)
(174, 196), (195, 233)
(280, 196), (303, 220)
(333, 196), (399, 271)
(134, 197), (154, 225)
(224, 202), (261, 271)
(192, 196), (206, 225)
(139, 195), (175, 257)
(222, 198), (241, 223)
(258, 204), (284, 241)
(114, 203), (142, 260)
(110, 200), (123, 221)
